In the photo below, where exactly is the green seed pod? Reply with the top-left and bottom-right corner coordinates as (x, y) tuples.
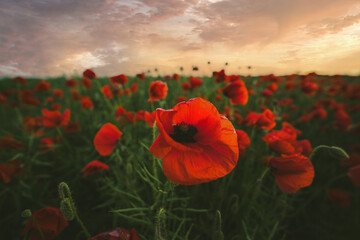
(21, 209), (32, 218)
(60, 198), (74, 221)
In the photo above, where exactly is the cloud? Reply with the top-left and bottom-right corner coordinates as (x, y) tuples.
(0, 0), (359, 77)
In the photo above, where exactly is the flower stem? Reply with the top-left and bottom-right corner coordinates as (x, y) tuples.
(31, 215), (45, 240)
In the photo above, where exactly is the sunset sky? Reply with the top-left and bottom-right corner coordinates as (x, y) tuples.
(1, 0), (360, 77)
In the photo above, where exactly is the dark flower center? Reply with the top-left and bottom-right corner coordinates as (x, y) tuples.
(170, 122), (198, 143)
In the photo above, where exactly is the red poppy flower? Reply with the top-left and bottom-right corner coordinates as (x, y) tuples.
(19, 90), (41, 106)
(82, 77), (92, 89)
(348, 164), (360, 187)
(235, 130), (250, 157)
(12, 76), (27, 85)
(93, 227), (140, 240)
(181, 82), (191, 91)
(101, 85), (113, 99)
(267, 154), (315, 193)
(110, 74), (128, 85)
(42, 109), (70, 128)
(0, 136), (24, 150)
(341, 153), (360, 167)
(0, 160), (22, 183)
(22, 206), (68, 240)
(131, 82), (138, 93)
(297, 139), (312, 156)
(34, 80), (50, 92)
(172, 73), (180, 81)
(149, 98), (239, 185)
(189, 76), (203, 90)
(136, 73), (146, 81)
(65, 121), (80, 133)
(83, 69), (97, 79)
(40, 138), (55, 152)
(244, 109), (276, 131)
(148, 81), (168, 102)
(326, 189), (350, 207)
(81, 96), (94, 109)
(334, 109), (352, 131)
(176, 96), (188, 103)
(263, 130), (300, 155)
(219, 80), (248, 105)
(213, 69), (229, 83)
(94, 123), (122, 156)
(301, 81), (318, 96)
(144, 111), (156, 127)
(53, 89), (63, 98)
(115, 106), (127, 120)
(71, 90), (82, 101)
(65, 78), (77, 88)
(285, 81), (296, 91)
(81, 161), (109, 178)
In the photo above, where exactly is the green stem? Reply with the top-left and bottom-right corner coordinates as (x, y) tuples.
(31, 215), (45, 240)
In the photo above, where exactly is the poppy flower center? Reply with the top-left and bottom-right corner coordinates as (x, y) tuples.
(170, 122), (198, 143)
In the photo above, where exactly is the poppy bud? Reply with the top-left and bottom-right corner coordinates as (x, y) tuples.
(155, 208), (167, 240)
(60, 198), (74, 221)
(21, 209), (32, 218)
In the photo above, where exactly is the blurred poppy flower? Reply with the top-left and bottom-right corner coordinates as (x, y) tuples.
(81, 161), (109, 178)
(235, 130), (250, 157)
(93, 227), (140, 240)
(94, 123), (122, 156)
(101, 85), (113, 99)
(301, 81), (318, 96)
(181, 82), (191, 91)
(176, 96), (188, 103)
(297, 139), (312, 156)
(326, 189), (350, 207)
(19, 90), (41, 106)
(172, 73), (180, 81)
(0, 136), (24, 150)
(0, 160), (22, 183)
(189, 76), (203, 90)
(219, 80), (248, 105)
(263, 130), (300, 155)
(341, 153), (360, 167)
(348, 164), (360, 187)
(149, 98), (239, 185)
(12, 76), (27, 85)
(135, 110), (145, 122)
(83, 69), (97, 79)
(131, 82), (138, 93)
(42, 109), (70, 128)
(22, 206), (68, 240)
(136, 73), (146, 81)
(267, 154), (314, 193)
(148, 81), (168, 102)
(40, 138), (55, 152)
(144, 111), (156, 127)
(213, 69), (228, 83)
(115, 106), (127, 120)
(334, 109), (352, 131)
(243, 109), (276, 131)
(65, 121), (80, 133)
(110, 74), (128, 85)
(285, 81), (296, 91)
(65, 78), (77, 88)
(82, 77), (92, 89)
(81, 96), (94, 109)
(53, 89), (63, 98)
(23, 117), (44, 136)
(71, 90), (82, 101)
(34, 80), (50, 92)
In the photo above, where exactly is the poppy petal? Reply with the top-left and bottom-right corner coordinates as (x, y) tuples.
(94, 123), (122, 156)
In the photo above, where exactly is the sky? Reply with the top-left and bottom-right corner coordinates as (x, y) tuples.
(0, 0), (360, 77)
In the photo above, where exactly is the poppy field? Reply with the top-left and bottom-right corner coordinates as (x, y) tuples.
(0, 70), (360, 240)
